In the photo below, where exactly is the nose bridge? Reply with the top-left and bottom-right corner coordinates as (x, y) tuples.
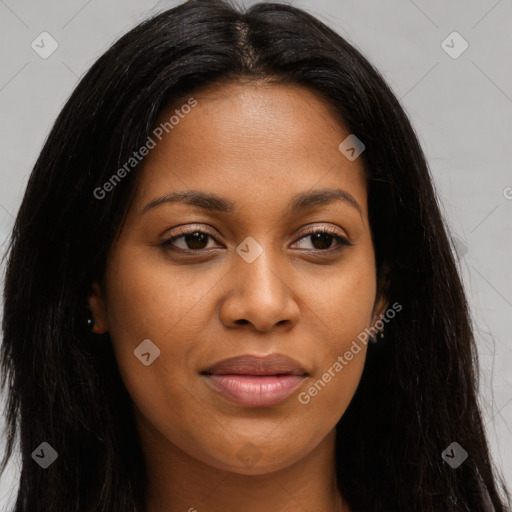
(235, 236), (286, 304)
(220, 234), (299, 331)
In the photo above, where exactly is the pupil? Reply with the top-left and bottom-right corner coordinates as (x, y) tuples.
(312, 233), (332, 250)
(186, 232), (208, 249)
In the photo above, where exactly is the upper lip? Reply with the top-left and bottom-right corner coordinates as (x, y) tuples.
(201, 353), (308, 376)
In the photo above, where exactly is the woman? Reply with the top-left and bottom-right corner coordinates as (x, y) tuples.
(1, 0), (509, 510)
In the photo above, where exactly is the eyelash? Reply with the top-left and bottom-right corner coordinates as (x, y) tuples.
(161, 225), (353, 254)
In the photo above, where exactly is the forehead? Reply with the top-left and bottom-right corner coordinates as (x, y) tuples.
(133, 81), (367, 217)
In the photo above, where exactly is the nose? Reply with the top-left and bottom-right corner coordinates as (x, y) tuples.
(219, 245), (300, 333)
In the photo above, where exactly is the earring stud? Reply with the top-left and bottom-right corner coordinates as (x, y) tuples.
(369, 328), (384, 344)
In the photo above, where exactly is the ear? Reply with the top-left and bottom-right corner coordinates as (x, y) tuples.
(87, 282), (109, 334)
(372, 261), (390, 321)
(372, 293), (389, 324)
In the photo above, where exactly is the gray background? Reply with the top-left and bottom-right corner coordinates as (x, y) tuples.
(0, 0), (511, 507)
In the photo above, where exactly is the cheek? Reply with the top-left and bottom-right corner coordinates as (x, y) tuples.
(295, 285), (371, 433)
(296, 359), (366, 447)
(103, 245), (221, 352)
(101, 250), (214, 459)
(298, 249), (375, 416)
(309, 245), (377, 341)
(101, 247), (220, 415)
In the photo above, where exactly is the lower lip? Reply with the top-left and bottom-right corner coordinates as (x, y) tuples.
(202, 374), (306, 407)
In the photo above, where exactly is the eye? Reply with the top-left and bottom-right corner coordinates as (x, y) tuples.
(162, 228), (221, 252)
(161, 225), (353, 253)
(292, 226), (353, 251)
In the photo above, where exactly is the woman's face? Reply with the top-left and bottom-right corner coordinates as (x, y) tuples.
(89, 81), (386, 474)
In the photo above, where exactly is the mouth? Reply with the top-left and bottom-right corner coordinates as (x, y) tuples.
(200, 353), (308, 407)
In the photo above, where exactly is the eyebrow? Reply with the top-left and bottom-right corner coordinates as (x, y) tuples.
(141, 187), (362, 216)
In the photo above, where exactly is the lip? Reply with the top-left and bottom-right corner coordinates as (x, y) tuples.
(201, 353), (308, 407)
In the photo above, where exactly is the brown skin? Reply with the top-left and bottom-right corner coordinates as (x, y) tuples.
(89, 81), (387, 512)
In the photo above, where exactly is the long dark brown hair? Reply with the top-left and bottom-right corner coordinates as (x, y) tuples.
(1, 0), (510, 510)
